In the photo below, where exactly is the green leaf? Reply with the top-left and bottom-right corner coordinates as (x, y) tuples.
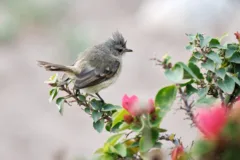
(97, 154), (115, 160)
(84, 107), (91, 114)
(209, 38), (221, 48)
(226, 44), (239, 58)
(139, 128), (159, 152)
(197, 87), (209, 98)
(216, 68), (226, 80)
(177, 62), (199, 80)
(188, 62), (204, 79)
(93, 119), (104, 133)
(185, 44), (194, 51)
(229, 52), (240, 64)
(193, 140), (215, 156)
(113, 143), (127, 157)
(44, 73), (58, 84)
(199, 35), (212, 48)
(164, 63), (184, 82)
(155, 85), (177, 117)
(102, 104), (121, 111)
(218, 33), (228, 42)
(56, 97), (64, 115)
(189, 56), (198, 63)
(186, 33), (196, 42)
(217, 75), (235, 94)
(107, 133), (124, 145)
(49, 88), (58, 102)
(195, 97), (217, 105)
(78, 95), (86, 102)
(90, 99), (102, 110)
(201, 59), (215, 72)
(193, 52), (203, 59)
(92, 111), (103, 122)
(186, 84), (198, 98)
(112, 109), (128, 127)
(205, 51), (222, 64)
(228, 74), (240, 86)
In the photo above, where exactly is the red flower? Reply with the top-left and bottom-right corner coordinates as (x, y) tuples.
(234, 32), (240, 41)
(194, 105), (227, 140)
(171, 145), (184, 160)
(123, 114), (134, 124)
(122, 95), (155, 116)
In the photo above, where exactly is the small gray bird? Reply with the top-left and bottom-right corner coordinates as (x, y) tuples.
(37, 31), (132, 102)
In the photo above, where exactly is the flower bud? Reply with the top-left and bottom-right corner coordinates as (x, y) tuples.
(123, 114), (134, 124)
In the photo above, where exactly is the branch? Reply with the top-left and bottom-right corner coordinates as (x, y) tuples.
(178, 86), (196, 125)
(159, 133), (182, 146)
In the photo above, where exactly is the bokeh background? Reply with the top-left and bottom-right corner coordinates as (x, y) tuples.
(1, 0), (240, 159)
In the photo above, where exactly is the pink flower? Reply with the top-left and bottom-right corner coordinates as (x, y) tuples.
(171, 145), (184, 160)
(122, 95), (155, 116)
(194, 106), (227, 140)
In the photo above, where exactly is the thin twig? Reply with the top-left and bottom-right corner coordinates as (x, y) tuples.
(178, 86), (195, 125)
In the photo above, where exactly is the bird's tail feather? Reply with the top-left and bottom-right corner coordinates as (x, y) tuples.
(37, 61), (73, 73)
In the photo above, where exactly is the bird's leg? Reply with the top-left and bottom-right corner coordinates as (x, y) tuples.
(96, 93), (105, 104)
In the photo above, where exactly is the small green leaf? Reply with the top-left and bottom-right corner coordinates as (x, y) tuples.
(92, 111), (103, 122)
(209, 38), (221, 48)
(102, 104), (121, 111)
(90, 99), (102, 110)
(49, 88), (58, 102)
(186, 84), (198, 98)
(93, 119), (104, 133)
(188, 62), (204, 79)
(155, 85), (177, 117)
(193, 140), (215, 156)
(44, 73), (58, 84)
(216, 68), (226, 80)
(56, 97), (65, 115)
(195, 97), (217, 105)
(113, 143), (127, 157)
(139, 128), (159, 152)
(193, 52), (203, 59)
(186, 33), (196, 42)
(185, 44), (194, 51)
(217, 75), (235, 94)
(112, 109), (128, 127)
(189, 56), (198, 63)
(228, 74), (240, 87)
(164, 63), (184, 82)
(205, 51), (222, 64)
(197, 87), (209, 98)
(218, 33), (228, 42)
(78, 95), (86, 102)
(107, 133), (124, 145)
(226, 44), (239, 58)
(84, 107), (91, 114)
(177, 62), (199, 80)
(199, 35), (212, 48)
(201, 59), (215, 72)
(229, 52), (240, 64)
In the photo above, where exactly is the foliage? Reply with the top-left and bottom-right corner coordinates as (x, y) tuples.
(41, 32), (240, 159)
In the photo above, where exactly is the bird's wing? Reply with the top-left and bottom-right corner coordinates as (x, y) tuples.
(74, 54), (120, 89)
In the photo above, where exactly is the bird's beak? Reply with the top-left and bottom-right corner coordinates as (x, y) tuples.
(125, 48), (133, 52)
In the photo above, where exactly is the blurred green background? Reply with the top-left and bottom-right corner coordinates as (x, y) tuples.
(0, 0), (240, 159)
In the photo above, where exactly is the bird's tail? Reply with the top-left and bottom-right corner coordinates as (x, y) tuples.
(37, 61), (74, 73)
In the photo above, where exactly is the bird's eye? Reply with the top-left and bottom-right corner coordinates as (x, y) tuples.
(115, 46), (123, 52)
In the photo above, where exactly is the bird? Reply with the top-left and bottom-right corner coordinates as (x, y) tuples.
(37, 31), (133, 102)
